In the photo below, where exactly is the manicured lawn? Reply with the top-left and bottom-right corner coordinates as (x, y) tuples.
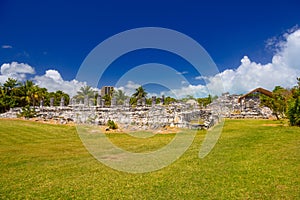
(0, 119), (299, 199)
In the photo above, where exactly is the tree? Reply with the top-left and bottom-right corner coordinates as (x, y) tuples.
(197, 95), (212, 108)
(0, 78), (22, 112)
(131, 86), (147, 106)
(20, 80), (35, 106)
(164, 96), (177, 105)
(132, 86), (147, 100)
(103, 94), (111, 106)
(74, 86), (95, 101)
(287, 77), (300, 126)
(20, 80), (47, 108)
(181, 95), (195, 102)
(113, 89), (128, 105)
(260, 86), (290, 120)
(0, 78), (71, 113)
(3, 78), (18, 92)
(48, 90), (70, 106)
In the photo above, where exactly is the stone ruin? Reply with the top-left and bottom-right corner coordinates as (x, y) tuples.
(208, 92), (273, 119)
(0, 90), (274, 129)
(0, 96), (221, 130)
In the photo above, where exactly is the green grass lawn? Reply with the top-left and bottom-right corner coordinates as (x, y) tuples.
(0, 119), (299, 199)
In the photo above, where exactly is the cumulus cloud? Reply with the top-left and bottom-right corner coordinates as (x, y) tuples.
(116, 81), (141, 96)
(206, 28), (300, 95)
(33, 70), (87, 97)
(0, 62), (35, 83)
(161, 84), (209, 99)
(0, 62), (89, 97)
(153, 27), (300, 98)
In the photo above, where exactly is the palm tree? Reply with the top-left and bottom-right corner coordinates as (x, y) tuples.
(74, 86), (95, 101)
(48, 90), (70, 106)
(20, 80), (47, 107)
(20, 80), (35, 106)
(132, 86), (147, 100)
(113, 89), (128, 105)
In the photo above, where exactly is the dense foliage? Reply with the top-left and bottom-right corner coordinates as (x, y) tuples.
(0, 78), (69, 113)
(260, 77), (300, 126)
(287, 78), (300, 126)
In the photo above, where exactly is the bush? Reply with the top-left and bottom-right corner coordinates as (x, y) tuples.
(18, 105), (36, 119)
(107, 120), (118, 129)
(288, 97), (300, 126)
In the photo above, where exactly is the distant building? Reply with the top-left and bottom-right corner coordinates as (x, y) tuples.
(101, 86), (114, 96)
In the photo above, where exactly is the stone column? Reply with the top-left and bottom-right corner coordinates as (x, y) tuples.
(50, 97), (54, 107)
(89, 99), (94, 107)
(111, 97), (117, 107)
(84, 96), (89, 107)
(72, 98), (76, 105)
(137, 98), (142, 107)
(124, 98), (130, 107)
(142, 97), (146, 106)
(60, 97), (65, 107)
(101, 99), (105, 107)
(152, 96), (156, 107)
(40, 100), (44, 108)
(97, 95), (101, 106)
(161, 95), (165, 105)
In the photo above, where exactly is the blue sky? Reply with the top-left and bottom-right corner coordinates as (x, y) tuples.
(1, 0), (300, 97)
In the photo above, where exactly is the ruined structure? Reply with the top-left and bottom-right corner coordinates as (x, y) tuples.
(208, 88), (273, 119)
(0, 88), (274, 129)
(0, 96), (220, 130)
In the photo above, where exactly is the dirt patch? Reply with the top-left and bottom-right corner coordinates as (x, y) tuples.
(0, 117), (75, 126)
(102, 126), (181, 134)
(262, 124), (283, 127)
(154, 127), (181, 134)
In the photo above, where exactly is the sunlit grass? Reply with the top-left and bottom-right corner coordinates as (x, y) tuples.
(0, 119), (299, 199)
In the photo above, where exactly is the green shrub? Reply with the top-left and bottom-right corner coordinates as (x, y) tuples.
(107, 119), (118, 129)
(17, 105), (36, 119)
(288, 96), (300, 126)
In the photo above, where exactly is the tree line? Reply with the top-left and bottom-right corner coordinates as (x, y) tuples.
(72, 85), (212, 107)
(0, 78), (69, 113)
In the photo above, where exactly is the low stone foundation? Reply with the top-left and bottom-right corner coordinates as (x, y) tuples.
(0, 104), (220, 130)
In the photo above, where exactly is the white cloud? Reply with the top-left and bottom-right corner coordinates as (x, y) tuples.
(0, 62), (35, 83)
(116, 81), (141, 96)
(161, 84), (209, 99)
(176, 71), (188, 75)
(205, 28), (300, 95)
(153, 27), (300, 98)
(2, 45), (12, 49)
(33, 70), (87, 97)
(0, 63), (91, 97)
